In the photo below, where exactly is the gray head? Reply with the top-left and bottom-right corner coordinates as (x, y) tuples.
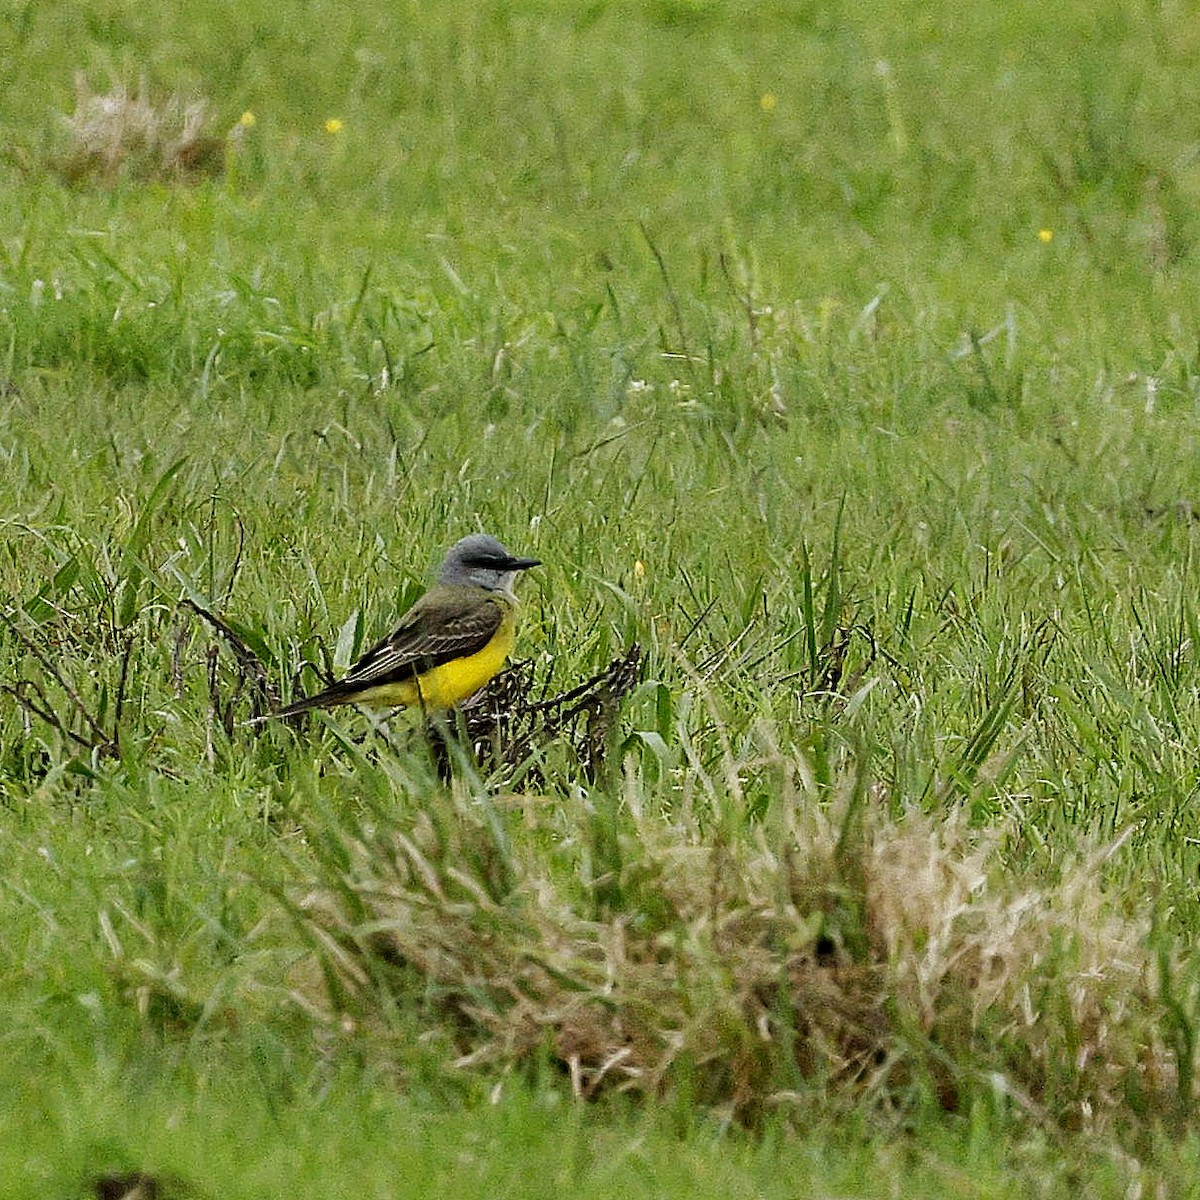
(436, 533), (541, 594)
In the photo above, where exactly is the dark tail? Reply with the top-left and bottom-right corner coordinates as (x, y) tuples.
(242, 684), (353, 726)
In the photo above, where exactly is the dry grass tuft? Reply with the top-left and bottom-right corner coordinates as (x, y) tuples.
(294, 763), (1188, 1133)
(59, 76), (227, 183)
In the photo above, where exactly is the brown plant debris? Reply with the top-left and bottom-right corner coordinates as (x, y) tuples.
(60, 76), (227, 184)
(91, 1170), (199, 1200)
(295, 789), (1186, 1133)
(181, 597), (279, 731)
(1, 606), (132, 758)
(456, 643), (642, 781)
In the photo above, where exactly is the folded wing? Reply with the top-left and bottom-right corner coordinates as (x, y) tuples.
(339, 594), (504, 689)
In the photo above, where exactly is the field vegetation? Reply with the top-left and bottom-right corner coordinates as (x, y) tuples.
(4, 0), (1200, 1194)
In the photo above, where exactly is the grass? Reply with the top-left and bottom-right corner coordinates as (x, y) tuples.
(4, 0), (1200, 1193)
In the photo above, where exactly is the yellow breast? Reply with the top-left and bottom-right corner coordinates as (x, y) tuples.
(352, 602), (517, 711)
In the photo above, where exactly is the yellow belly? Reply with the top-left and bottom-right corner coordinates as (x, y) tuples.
(351, 616), (515, 711)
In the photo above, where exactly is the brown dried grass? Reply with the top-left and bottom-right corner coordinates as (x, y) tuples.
(59, 76), (226, 183)
(293, 764), (1187, 1133)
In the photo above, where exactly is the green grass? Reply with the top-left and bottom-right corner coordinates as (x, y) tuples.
(4, 0), (1200, 1193)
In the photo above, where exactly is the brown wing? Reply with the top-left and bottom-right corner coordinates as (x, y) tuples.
(336, 590), (504, 690)
(272, 589), (506, 718)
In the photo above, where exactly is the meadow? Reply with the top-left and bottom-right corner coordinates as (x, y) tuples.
(4, 0), (1200, 1194)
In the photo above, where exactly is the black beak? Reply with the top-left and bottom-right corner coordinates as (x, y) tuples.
(504, 555), (541, 571)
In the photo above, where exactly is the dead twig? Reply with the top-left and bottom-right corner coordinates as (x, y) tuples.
(180, 597), (277, 719)
(0, 607), (118, 755)
(461, 643), (642, 782)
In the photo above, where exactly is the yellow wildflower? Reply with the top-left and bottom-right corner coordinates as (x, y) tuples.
(760, 93), (777, 113)
(324, 117), (344, 135)
(238, 111), (256, 128)
(1038, 228), (1054, 243)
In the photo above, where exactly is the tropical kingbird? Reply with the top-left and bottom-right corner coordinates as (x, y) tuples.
(270, 533), (540, 719)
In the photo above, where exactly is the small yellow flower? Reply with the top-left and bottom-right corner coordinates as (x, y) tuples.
(1037, 228), (1054, 243)
(633, 559), (646, 580)
(238, 111), (256, 128)
(324, 117), (344, 135)
(760, 93), (777, 113)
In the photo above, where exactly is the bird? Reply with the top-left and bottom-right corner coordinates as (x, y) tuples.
(268, 533), (540, 720)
